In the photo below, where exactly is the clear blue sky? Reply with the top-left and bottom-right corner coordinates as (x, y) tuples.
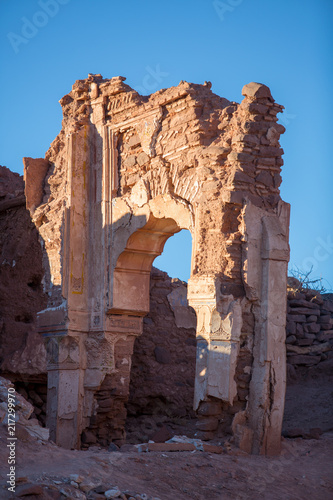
(1, 0), (332, 289)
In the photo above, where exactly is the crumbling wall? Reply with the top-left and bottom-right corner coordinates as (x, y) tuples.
(26, 77), (286, 307)
(0, 166), (47, 377)
(9, 75), (292, 453)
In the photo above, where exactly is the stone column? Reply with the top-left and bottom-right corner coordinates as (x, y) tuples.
(188, 276), (242, 437)
(39, 306), (86, 449)
(83, 315), (143, 446)
(37, 124), (94, 449)
(241, 200), (290, 455)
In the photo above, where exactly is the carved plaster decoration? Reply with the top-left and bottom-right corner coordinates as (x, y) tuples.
(135, 108), (162, 156)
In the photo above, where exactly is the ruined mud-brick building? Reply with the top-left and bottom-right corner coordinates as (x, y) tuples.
(21, 75), (290, 455)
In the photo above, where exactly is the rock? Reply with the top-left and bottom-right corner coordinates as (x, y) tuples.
(20, 416), (49, 441)
(298, 338), (314, 346)
(15, 423), (35, 442)
(136, 152), (149, 166)
(310, 295), (324, 305)
(123, 156), (136, 168)
(306, 315), (318, 323)
(151, 424), (173, 443)
(242, 82), (272, 99)
(323, 300), (333, 313)
(0, 377), (34, 420)
(69, 475), (84, 484)
(286, 321), (296, 334)
(197, 400), (222, 416)
(196, 417), (219, 431)
(286, 335), (296, 344)
(287, 354), (321, 365)
(320, 323), (332, 330)
(128, 135), (141, 148)
(120, 444), (138, 453)
(0, 401), (7, 423)
(288, 308), (320, 316)
(305, 428), (322, 440)
(194, 431), (215, 441)
(304, 333), (316, 340)
(60, 485), (87, 499)
(318, 315), (331, 323)
(287, 342), (331, 355)
(89, 493), (106, 499)
(79, 478), (102, 493)
(202, 444), (223, 454)
(147, 442), (196, 452)
(154, 346), (171, 364)
(316, 330), (333, 341)
(287, 277), (302, 290)
(282, 428), (303, 438)
(29, 389), (44, 407)
(287, 314), (306, 323)
(17, 387), (28, 400)
(288, 299), (320, 310)
(15, 483), (43, 496)
(167, 286), (197, 329)
(105, 487), (122, 498)
(108, 442), (120, 452)
(304, 322), (320, 334)
(82, 429), (97, 444)
(295, 323), (304, 337)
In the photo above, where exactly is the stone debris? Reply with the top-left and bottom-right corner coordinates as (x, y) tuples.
(1, 475), (163, 500)
(0, 376), (49, 442)
(119, 435), (223, 454)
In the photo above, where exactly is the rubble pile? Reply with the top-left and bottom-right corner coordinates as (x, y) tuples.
(0, 376), (49, 442)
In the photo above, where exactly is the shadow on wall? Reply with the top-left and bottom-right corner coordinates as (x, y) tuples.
(128, 267), (197, 415)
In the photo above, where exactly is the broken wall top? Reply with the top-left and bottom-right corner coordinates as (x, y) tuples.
(36, 74), (285, 209)
(24, 75), (286, 301)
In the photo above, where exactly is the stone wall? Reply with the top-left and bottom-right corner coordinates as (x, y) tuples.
(286, 286), (333, 372)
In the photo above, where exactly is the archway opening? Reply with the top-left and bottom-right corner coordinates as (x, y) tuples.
(153, 229), (193, 282)
(126, 228), (198, 444)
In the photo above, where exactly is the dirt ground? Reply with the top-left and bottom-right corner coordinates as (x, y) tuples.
(1, 360), (333, 500)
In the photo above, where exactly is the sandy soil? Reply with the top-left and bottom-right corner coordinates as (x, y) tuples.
(0, 429), (332, 500)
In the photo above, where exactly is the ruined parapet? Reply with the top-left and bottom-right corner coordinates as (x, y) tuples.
(23, 75), (290, 454)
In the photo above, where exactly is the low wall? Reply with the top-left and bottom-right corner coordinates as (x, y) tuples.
(286, 288), (333, 371)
